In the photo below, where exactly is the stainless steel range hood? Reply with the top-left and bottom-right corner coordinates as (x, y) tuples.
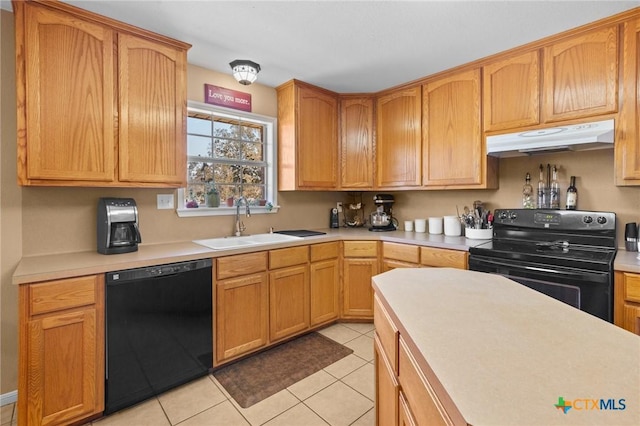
(486, 119), (614, 157)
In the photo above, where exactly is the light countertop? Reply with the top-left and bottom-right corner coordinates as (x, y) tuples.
(12, 228), (489, 284)
(373, 268), (640, 426)
(13, 226), (640, 284)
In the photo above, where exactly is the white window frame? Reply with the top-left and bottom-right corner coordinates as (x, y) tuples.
(177, 100), (278, 217)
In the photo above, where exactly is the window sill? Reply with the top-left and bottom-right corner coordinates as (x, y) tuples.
(176, 205), (279, 218)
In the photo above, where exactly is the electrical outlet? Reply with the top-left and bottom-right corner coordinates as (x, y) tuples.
(157, 194), (174, 209)
(336, 202), (343, 213)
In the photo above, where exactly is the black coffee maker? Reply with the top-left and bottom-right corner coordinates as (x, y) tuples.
(369, 194), (397, 232)
(97, 198), (142, 254)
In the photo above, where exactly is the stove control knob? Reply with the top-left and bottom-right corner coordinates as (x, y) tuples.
(509, 212), (518, 220)
(582, 215), (593, 224)
(597, 216), (607, 225)
(498, 211), (508, 220)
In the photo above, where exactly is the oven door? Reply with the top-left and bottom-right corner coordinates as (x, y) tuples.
(468, 254), (612, 322)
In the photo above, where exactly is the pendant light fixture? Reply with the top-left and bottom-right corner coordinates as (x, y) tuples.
(229, 59), (261, 85)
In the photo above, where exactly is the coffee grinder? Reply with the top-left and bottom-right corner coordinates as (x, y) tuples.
(369, 194), (397, 232)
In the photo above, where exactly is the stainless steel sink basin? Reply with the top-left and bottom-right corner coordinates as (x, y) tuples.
(193, 233), (302, 250)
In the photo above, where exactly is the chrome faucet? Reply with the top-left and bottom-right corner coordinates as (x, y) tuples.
(234, 196), (251, 236)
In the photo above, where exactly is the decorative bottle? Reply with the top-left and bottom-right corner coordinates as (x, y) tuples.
(537, 164), (546, 209)
(550, 165), (560, 209)
(522, 173), (534, 209)
(566, 176), (577, 210)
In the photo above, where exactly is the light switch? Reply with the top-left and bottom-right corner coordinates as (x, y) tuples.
(157, 194), (174, 209)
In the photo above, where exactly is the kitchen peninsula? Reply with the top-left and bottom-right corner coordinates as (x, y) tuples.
(373, 268), (640, 425)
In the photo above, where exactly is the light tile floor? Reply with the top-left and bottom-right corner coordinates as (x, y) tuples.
(0, 323), (375, 426)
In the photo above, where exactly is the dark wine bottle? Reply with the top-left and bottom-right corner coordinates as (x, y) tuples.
(566, 176), (577, 210)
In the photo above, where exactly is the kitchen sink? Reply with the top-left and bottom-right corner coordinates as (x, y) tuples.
(193, 233), (302, 250)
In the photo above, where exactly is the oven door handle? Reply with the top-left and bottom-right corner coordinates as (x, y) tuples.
(470, 256), (606, 278)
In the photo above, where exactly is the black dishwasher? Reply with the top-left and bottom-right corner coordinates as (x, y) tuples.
(105, 259), (213, 414)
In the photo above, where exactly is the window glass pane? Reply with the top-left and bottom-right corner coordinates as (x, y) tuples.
(217, 185), (238, 203)
(242, 142), (263, 161)
(242, 185), (265, 201)
(241, 125), (262, 142)
(242, 166), (265, 184)
(187, 116), (212, 136)
(214, 137), (241, 160)
(187, 161), (207, 182)
(214, 164), (242, 184)
(187, 135), (212, 158)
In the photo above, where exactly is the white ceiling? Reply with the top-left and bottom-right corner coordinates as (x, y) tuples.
(5, 0), (640, 92)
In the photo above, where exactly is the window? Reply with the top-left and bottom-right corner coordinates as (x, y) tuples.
(177, 101), (277, 217)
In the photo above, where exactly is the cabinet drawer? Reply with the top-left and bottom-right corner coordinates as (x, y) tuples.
(217, 252), (268, 280)
(420, 247), (467, 269)
(383, 242), (420, 264)
(270, 246), (309, 269)
(374, 294), (398, 374)
(30, 275), (97, 316)
(399, 338), (451, 426)
(310, 242), (340, 262)
(624, 273), (640, 303)
(344, 241), (378, 258)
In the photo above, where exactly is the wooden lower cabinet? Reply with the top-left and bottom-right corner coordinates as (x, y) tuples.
(614, 271), (640, 336)
(399, 391), (417, 426)
(342, 241), (379, 319)
(215, 273), (269, 364)
(398, 338), (452, 426)
(420, 247), (468, 269)
(375, 336), (399, 426)
(310, 258), (340, 326)
(343, 258), (379, 318)
(269, 265), (310, 342)
(19, 275), (104, 426)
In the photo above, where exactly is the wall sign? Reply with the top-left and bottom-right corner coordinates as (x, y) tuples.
(204, 84), (252, 112)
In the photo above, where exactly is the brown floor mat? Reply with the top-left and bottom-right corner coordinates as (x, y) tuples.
(213, 332), (353, 408)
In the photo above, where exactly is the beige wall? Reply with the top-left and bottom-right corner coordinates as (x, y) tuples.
(2, 6), (640, 397)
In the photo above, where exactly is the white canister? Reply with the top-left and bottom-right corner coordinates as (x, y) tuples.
(428, 217), (443, 234)
(404, 220), (414, 231)
(444, 216), (461, 236)
(414, 219), (427, 233)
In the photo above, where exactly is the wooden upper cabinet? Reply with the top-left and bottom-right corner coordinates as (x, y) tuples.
(542, 25), (618, 123)
(340, 96), (375, 189)
(483, 50), (540, 132)
(423, 68), (497, 189)
(277, 80), (339, 190)
(376, 87), (422, 188)
(117, 34), (187, 184)
(17, 2), (115, 184)
(13, 0), (190, 187)
(617, 17), (640, 185)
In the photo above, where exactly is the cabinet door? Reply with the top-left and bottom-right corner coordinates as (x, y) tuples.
(341, 97), (375, 188)
(215, 273), (269, 364)
(310, 259), (340, 326)
(25, 309), (102, 425)
(297, 85), (339, 188)
(342, 258), (379, 318)
(483, 50), (540, 131)
(382, 260), (421, 272)
(399, 338), (451, 426)
(375, 337), (399, 426)
(17, 2), (115, 184)
(269, 266), (310, 342)
(617, 18), (640, 185)
(622, 303), (640, 336)
(399, 392), (417, 426)
(423, 68), (491, 188)
(118, 33), (187, 185)
(543, 26), (618, 122)
(420, 247), (468, 269)
(376, 87), (422, 188)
